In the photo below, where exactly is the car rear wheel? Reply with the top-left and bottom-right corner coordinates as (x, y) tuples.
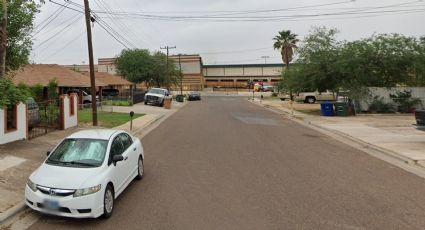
(136, 156), (144, 180)
(305, 97), (316, 104)
(103, 185), (114, 218)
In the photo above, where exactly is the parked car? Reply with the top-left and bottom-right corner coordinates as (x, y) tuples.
(295, 90), (336, 104)
(27, 97), (39, 131)
(101, 89), (119, 97)
(144, 88), (169, 106)
(67, 90), (97, 104)
(25, 129), (144, 218)
(261, 85), (275, 92)
(188, 91), (201, 101)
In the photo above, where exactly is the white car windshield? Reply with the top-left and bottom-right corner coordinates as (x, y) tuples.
(148, 89), (166, 95)
(46, 139), (108, 167)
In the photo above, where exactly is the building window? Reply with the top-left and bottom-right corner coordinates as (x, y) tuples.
(69, 96), (75, 116)
(5, 105), (17, 132)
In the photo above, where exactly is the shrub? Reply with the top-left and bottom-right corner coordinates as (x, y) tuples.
(368, 96), (396, 113)
(389, 90), (423, 113)
(0, 78), (30, 107)
(271, 92), (278, 97)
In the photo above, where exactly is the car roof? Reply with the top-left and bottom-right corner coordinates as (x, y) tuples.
(67, 129), (122, 140)
(150, 88), (167, 91)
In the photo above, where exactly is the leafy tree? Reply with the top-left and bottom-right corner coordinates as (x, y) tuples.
(273, 30), (299, 69)
(296, 27), (341, 92)
(0, 0), (40, 72)
(115, 49), (179, 88)
(114, 49), (153, 84)
(279, 27), (425, 103)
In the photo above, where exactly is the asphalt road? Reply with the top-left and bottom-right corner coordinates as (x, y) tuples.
(29, 97), (425, 230)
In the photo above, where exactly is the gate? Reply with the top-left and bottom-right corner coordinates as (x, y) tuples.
(28, 100), (61, 140)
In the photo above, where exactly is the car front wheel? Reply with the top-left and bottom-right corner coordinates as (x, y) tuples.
(136, 156), (144, 180)
(103, 185), (114, 218)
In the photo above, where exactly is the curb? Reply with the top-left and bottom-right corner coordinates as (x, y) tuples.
(0, 202), (26, 225)
(251, 100), (425, 179)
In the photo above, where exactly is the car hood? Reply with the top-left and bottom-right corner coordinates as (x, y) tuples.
(30, 163), (102, 189)
(145, 93), (164, 98)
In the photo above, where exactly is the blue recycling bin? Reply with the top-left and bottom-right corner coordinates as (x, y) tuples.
(320, 102), (335, 116)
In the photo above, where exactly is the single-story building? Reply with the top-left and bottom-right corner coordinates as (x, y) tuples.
(83, 72), (132, 93)
(12, 64), (107, 103)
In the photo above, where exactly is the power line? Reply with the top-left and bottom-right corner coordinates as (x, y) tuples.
(94, 0), (139, 47)
(91, 1), (425, 22)
(33, 13), (82, 50)
(49, 0), (137, 48)
(32, 3), (68, 37)
(39, 30), (86, 62)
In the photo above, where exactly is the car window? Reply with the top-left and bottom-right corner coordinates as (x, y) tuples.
(119, 133), (133, 150)
(110, 137), (125, 156)
(46, 139), (108, 167)
(148, 89), (166, 95)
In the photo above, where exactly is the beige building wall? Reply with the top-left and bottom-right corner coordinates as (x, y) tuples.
(224, 67), (244, 76)
(243, 67), (263, 76)
(180, 62), (202, 74)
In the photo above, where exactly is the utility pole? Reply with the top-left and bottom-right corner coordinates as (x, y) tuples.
(178, 54), (183, 95)
(0, 0), (7, 78)
(261, 56), (270, 64)
(83, 0), (97, 126)
(160, 45), (176, 89)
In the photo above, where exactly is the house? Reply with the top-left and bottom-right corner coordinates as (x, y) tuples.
(83, 72), (133, 93)
(12, 64), (107, 102)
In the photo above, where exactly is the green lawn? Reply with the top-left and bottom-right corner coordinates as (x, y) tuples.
(78, 110), (144, 128)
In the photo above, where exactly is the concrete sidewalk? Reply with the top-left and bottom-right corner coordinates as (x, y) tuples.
(253, 98), (425, 168)
(0, 101), (185, 225)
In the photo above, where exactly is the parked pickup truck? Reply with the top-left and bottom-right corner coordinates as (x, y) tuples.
(295, 90), (336, 104)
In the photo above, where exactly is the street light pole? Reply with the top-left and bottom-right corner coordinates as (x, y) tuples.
(261, 56), (270, 64)
(178, 54), (183, 95)
(160, 45), (176, 90)
(83, 0), (98, 126)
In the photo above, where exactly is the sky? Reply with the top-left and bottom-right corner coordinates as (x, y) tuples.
(30, 0), (425, 65)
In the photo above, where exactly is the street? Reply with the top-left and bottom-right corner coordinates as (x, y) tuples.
(29, 97), (425, 230)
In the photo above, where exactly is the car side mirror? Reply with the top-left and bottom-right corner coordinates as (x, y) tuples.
(112, 155), (124, 166)
(46, 151), (51, 156)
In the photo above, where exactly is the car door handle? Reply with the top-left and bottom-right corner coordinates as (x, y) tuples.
(124, 156), (128, 161)
(133, 148), (136, 151)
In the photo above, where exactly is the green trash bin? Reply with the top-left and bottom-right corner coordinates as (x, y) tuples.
(176, 94), (185, 103)
(334, 102), (349, 116)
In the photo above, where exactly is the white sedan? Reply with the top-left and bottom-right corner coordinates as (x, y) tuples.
(25, 129), (144, 218)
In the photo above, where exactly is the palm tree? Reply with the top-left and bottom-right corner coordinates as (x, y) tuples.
(273, 30), (299, 69)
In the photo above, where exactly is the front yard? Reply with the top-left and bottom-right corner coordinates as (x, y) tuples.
(78, 110), (144, 128)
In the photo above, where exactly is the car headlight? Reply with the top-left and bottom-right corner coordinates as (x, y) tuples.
(73, 185), (101, 197)
(27, 179), (38, 192)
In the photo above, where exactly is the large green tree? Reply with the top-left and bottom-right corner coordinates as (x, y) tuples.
(280, 27), (425, 101)
(115, 49), (179, 88)
(273, 30), (299, 69)
(1, 0), (40, 72)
